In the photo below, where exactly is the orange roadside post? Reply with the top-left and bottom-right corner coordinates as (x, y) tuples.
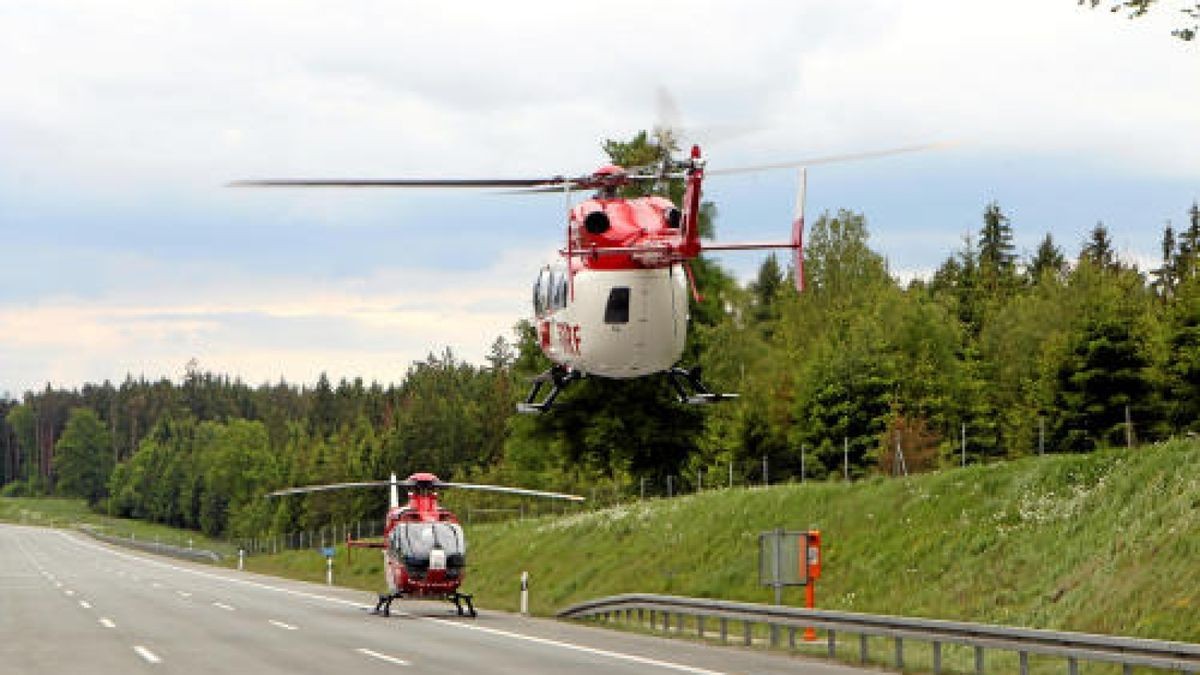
(804, 530), (821, 642)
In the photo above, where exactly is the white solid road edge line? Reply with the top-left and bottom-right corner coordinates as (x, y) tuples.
(133, 645), (162, 664)
(430, 619), (726, 675)
(268, 619), (299, 631)
(356, 647), (410, 666)
(57, 532), (726, 675)
(99, 618), (116, 628)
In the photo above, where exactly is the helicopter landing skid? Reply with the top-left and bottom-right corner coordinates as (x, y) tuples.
(449, 592), (477, 618)
(373, 591), (403, 617)
(371, 591), (477, 619)
(517, 366), (579, 414)
(668, 366), (738, 405)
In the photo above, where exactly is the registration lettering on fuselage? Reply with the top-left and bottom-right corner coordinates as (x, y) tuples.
(555, 322), (581, 356)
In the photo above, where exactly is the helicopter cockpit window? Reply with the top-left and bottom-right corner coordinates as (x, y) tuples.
(604, 287), (630, 324)
(548, 269), (562, 311)
(390, 522), (466, 564)
(534, 268), (552, 317)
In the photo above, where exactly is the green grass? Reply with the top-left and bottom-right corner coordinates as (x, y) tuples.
(0, 497), (238, 558)
(463, 440), (1200, 644)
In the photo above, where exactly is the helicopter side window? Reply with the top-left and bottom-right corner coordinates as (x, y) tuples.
(604, 287), (630, 324)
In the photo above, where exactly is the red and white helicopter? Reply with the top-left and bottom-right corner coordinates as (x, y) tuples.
(234, 139), (935, 412)
(269, 472), (583, 617)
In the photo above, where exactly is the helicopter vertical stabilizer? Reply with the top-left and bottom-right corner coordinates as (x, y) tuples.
(389, 472), (399, 509)
(793, 168), (806, 292)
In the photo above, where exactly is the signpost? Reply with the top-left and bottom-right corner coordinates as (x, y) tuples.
(322, 546), (336, 585)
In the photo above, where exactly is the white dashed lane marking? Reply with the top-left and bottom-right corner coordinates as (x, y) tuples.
(356, 647), (410, 666)
(212, 602), (235, 611)
(133, 646), (162, 664)
(99, 618), (116, 629)
(268, 620), (298, 631)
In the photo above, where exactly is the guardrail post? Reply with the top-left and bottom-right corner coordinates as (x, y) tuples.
(676, 612), (683, 634)
(720, 617), (728, 643)
(975, 646), (984, 675)
(637, 608), (643, 624)
(770, 623), (779, 647)
(743, 620), (752, 646)
(895, 637), (903, 670)
(789, 627), (796, 649)
(698, 616), (705, 638)
(1067, 657), (1078, 675)
(1019, 651), (1028, 675)
(649, 610), (656, 630)
(1122, 666), (1132, 675)
(860, 634), (868, 664)
(828, 629), (836, 658)
(932, 641), (941, 674)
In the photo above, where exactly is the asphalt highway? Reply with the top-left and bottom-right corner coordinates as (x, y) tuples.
(0, 523), (873, 674)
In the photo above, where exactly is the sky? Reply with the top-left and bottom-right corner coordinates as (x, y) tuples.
(1, 1), (1197, 397)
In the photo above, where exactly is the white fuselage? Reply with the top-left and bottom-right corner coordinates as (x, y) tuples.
(533, 264), (689, 379)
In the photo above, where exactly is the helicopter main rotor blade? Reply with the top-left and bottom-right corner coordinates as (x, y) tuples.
(267, 480), (393, 497)
(501, 173), (681, 194)
(437, 482), (586, 502)
(229, 178), (568, 189)
(707, 142), (954, 176)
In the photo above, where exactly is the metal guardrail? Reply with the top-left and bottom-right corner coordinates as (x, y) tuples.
(78, 526), (223, 564)
(558, 593), (1200, 674)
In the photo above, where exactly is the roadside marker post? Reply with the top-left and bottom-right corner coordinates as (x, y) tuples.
(520, 571), (530, 616)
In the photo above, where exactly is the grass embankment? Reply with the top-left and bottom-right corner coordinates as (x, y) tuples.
(464, 441), (1200, 643)
(0, 497), (237, 557)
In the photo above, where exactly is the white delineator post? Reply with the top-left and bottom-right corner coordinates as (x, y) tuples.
(238, 548), (245, 571)
(520, 571), (529, 616)
(326, 556), (333, 586)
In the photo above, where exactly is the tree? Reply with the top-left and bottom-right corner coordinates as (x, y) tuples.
(1080, 222), (1119, 271)
(1028, 233), (1068, 284)
(1079, 0), (1199, 40)
(1149, 222), (1178, 300)
(55, 408), (114, 505)
(749, 253), (785, 332)
(978, 201), (1018, 295)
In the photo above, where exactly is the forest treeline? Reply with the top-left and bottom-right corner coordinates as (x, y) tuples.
(3, 134), (1199, 540)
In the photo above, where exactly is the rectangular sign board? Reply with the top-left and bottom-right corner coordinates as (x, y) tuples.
(759, 529), (809, 587)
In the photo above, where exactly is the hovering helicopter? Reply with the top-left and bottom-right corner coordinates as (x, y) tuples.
(268, 472), (583, 618)
(233, 137), (938, 412)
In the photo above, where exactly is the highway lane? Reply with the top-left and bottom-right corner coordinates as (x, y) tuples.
(1, 524), (873, 674)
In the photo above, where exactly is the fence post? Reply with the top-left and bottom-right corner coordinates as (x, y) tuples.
(762, 455), (768, 487)
(962, 423), (968, 467)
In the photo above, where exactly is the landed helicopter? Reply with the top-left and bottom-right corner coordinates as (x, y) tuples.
(234, 138), (937, 412)
(268, 472), (583, 618)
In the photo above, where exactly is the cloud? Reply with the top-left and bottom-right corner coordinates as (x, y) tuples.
(0, 246), (550, 393)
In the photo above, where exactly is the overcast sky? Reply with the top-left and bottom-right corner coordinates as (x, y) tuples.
(1, 1), (1196, 396)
